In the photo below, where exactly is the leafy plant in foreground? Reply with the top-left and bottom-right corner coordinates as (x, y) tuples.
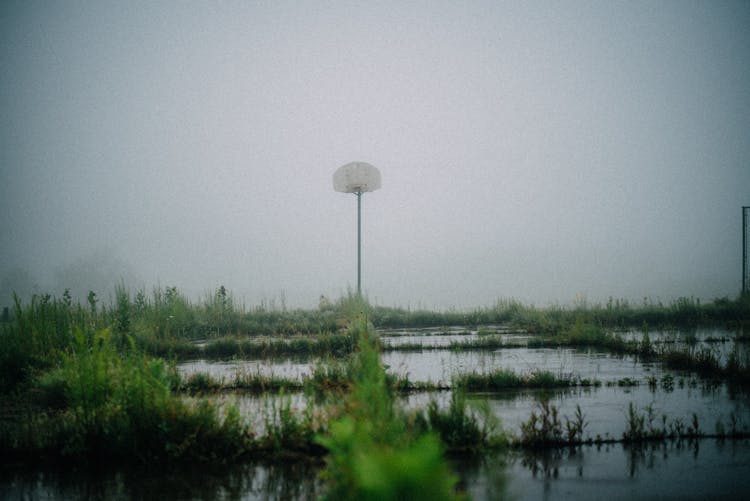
(316, 319), (459, 500)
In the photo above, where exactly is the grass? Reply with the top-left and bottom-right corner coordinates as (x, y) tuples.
(3, 283), (750, 488)
(3, 285), (747, 380)
(514, 399), (750, 448)
(369, 294), (750, 331)
(2, 328), (254, 464)
(0, 297), (505, 501)
(259, 390), (327, 457)
(417, 390), (508, 453)
(661, 347), (740, 380)
(315, 319), (462, 500)
(179, 371), (306, 394)
(453, 369), (594, 391)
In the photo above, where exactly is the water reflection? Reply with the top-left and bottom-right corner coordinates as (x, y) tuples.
(0, 460), (324, 500)
(382, 346), (661, 386)
(5, 439), (747, 500)
(480, 439), (750, 500)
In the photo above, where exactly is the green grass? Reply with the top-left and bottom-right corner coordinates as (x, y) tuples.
(417, 390), (507, 453)
(453, 369), (585, 391)
(315, 319), (461, 500)
(3, 283), (750, 484)
(660, 346), (750, 385)
(4, 286), (748, 391)
(3, 327), (253, 464)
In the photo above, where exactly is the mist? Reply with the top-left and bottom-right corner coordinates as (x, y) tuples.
(2, 1), (749, 310)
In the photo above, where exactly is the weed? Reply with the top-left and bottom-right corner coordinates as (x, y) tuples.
(419, 390), (504, 452)
(660, 374), (674, 392)
(623, 402), (646, 441)
(315, 320), (459, 500)
(519, 399), (563, 445)
(262, 390), (323, 455)
(565, 405), (587, 443)
(12, 328), (254, 464)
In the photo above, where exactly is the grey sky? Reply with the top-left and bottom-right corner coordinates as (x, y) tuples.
(2, 1), (749, 309)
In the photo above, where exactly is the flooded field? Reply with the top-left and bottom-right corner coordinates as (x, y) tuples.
(175, 325), (750, 432)
(4, 438), (749, 500)
(172, 325), (750, 497)
(179, 356), (316, 381)
(383, 347), (660, 385)
(5, 324), (750, 499)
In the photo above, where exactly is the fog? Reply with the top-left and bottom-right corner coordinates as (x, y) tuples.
(2, 1), (749, 310)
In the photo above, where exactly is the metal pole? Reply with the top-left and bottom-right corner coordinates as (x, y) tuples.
(744, 206), (748, 295)
(357, 191), (362, 296)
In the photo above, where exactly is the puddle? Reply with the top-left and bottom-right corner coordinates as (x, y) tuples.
(0, 460), (325, 500)
(382, 347), (663, 386)
(461, 439), (750, 500)
(177, 357), (317, 381)
(402, 383), (750, 442)
(4, 438), (748, 500)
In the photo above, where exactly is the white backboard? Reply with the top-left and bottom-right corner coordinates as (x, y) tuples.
(333, 162), (381, 193)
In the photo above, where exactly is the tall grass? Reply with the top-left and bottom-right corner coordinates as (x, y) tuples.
(19, 327), (253, 463)
(316, 319), (460, 500)
(453, 369), (586, 391)
(370, 295), (750, 331)
(4, 286), (747, 390)
(418, 390), (506, 452)
(0, 293), (89, 392)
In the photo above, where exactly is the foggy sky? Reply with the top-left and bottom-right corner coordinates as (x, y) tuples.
(2, 1), (749, 310)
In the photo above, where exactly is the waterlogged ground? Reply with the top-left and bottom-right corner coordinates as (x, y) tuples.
(178, 347), (660, 386)
(461, 438), (750, 500)
(5, 325), (750, 499)
(4, 439), (749, 500)
(402, 384), (750, 442)
(0, 460), (326, 500)
(382, 347), (661, 385)
(179, 356), (315, 381)
(176, 326), (750, 439)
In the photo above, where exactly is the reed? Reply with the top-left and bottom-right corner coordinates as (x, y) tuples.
(6, 328), (253, 464)
(453, 369), (582, 391)
(259, 390), (326, 456)
(315, 319), (460, 500)
(417, 390), (506, 452)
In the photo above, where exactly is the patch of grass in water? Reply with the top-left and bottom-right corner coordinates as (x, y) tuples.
(453, 369), (583, 391)
(416, 390), (508, 453)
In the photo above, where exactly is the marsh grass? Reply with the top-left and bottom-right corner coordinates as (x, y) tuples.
(418, 390), (507, 453)
(4, 284), (750, 481)
(526, 319), (631, 353)
(453, 369), (586, 391)
(5, 328), (253, 464)
(315, 319), (460, 500)
(370, 295), (750, 331)
(5, 286), (748, 390)
(660, 345), (750, 385)
(517, 401), (590, 446)
(512, 399), (747, 448)
(0, 294), (87, 392)
(260, 390), (326, 456)
(144, 332), (359, 361)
